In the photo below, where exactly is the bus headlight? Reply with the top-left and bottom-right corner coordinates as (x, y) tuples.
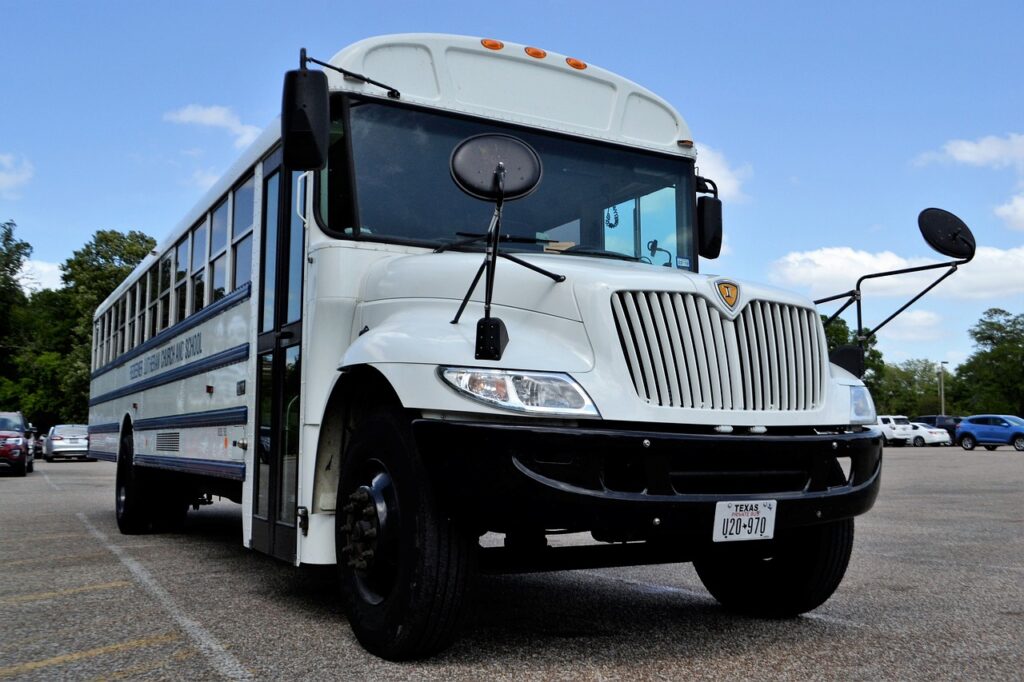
(849, 386), (876, 425)
(440, 367), (600, 417)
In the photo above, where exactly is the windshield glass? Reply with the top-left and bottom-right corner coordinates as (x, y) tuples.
(0, 417), (21, 431)
(1005, 416), (1024, 426)
(320, 100), (696, 270)
(894, 417), (911, 425)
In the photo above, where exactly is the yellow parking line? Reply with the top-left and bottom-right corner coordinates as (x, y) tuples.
(0, 632), (179, 678)
(0, 551), (107, 568)
(95, 648), (195, 681)
(1, 580), (130, 604)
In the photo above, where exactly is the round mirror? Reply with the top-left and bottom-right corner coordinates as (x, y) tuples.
(450, 134), (542, 202)
(918, 208), (976, 260)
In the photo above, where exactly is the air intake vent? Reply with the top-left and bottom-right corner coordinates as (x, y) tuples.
(155, 432), (180, 452)
(611, 291), (826, 411)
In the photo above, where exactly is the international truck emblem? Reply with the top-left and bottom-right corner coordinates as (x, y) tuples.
(716, 280), (739, 310)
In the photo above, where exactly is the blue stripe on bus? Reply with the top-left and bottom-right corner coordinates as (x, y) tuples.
(91, 282), (251, 380)
(89, 343), (249, 407)
(134, 406), (248, 431)
(134, 454), (246, 481)
(89, 450), (118, 462)
(88, 423), (121, 434)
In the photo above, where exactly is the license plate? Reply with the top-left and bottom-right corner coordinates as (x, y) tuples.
(712, 500), (776, 542)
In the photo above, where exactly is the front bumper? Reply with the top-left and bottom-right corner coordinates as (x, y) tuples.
(0, 447), (24, 468)
(415, 419), (882, 539)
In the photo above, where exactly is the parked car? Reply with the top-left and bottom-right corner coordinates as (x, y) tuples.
(913, 414), (961, 442)
(956, 415), (1024, 451)
(44, 424), (90, 461)
(876, 415), (913, 446)
(0, 411), (34, 476)
(909, 422), (952, 447)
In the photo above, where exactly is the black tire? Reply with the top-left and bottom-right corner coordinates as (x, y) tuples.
(694, 518), (855, 618)
(983, 445), (998, 451)
(26, 459), (33, 473)
(960, 434), (976, 451)
(44, 455), (53, 463)
(13, 458), (27, 477)
(913, 436), (925, 447)
(1014, 435), (1024, 452)
(336, 408), (474, 660)
(115, 426), (154, 534)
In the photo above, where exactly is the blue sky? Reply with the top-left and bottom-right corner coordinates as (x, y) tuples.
(2, 1), (1022, 370)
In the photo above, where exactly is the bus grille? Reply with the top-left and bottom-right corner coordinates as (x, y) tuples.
(611, 291), (826, 411)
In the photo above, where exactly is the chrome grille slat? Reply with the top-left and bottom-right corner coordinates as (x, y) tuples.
(612, 291), (825, 411)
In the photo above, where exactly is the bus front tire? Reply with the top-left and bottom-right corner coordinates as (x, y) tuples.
(693, 518), (854, 618)
(335, 408), (474, 661)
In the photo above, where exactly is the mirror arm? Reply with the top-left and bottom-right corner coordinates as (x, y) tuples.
(863, 263), (959, 339)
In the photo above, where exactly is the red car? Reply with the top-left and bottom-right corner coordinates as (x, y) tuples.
(0, 411), (34, 476)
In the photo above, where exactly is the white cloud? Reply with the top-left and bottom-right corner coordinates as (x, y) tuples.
(875, 309), (943, 342)
(768, 244), (1024, 300)
(18, 260), (63, 292)
(0, 153), (34, 199)
(694, 144), (751, 202)
(917, 133), (1024, 230)
(994, 193), (1024, 230)
(164, 104), (261, 149)
(941, 133), (1024, 171)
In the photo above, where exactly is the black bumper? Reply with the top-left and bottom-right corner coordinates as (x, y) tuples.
(414, 419), (882, 538)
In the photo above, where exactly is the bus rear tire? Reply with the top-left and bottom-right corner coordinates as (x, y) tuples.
(694, 518), (854, 618)
(115, 428), (154, 534)
(335, 408), (474, 661)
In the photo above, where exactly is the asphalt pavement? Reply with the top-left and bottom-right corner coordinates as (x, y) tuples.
(1, 446), (1021, 680)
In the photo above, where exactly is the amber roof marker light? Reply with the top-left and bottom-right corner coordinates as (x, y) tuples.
(481, 38), (505, 50)
(565, 57), (588, 70)
(524, 46), (547, 59)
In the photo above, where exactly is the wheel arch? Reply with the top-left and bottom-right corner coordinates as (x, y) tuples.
(117, 413), (134, 465)
(310, 364), (405, 515)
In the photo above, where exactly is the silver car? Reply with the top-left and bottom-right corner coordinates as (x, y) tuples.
(44, 425), (90, 461)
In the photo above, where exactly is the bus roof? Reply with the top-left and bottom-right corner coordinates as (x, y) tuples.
(327, 34), (694, 159)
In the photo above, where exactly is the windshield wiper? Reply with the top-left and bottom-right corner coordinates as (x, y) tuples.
(553, 246), (642, 262)
(434, 232), (554, 253)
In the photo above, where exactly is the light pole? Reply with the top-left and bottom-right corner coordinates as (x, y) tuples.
(938, 361), (949, 415)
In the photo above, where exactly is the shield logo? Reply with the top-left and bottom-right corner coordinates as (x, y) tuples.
(716, 280), (739, 310)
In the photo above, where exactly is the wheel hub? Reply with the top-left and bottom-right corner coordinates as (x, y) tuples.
(340, 475), (390, 572)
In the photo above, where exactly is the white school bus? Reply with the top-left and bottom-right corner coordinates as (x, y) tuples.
(90, 33), (887, 660)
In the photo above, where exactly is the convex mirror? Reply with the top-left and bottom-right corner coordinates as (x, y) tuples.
(919, 208), (976, 261)
(450, 134), (542, 201)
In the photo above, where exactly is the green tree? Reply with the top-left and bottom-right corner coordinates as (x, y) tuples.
(0, 220), (32, 379)
(57, 230), (155, 421)
(873, 358), (947, 416)
(950, 308), (1024, 416)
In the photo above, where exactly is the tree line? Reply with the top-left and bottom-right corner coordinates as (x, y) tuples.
(0, 218), (1020, 431)
(0, 220), (154, 429)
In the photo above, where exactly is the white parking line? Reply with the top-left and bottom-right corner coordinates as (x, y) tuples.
(76, 513), (252, 681)
(41, 472), (62, 491)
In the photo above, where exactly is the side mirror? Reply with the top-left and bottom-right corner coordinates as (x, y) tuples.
(281, 69), (329, 170)
(829, 344), (865, 378)
(697, 196), (722, 259)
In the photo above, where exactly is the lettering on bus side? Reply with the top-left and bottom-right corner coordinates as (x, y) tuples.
(128, 332), (203, 381)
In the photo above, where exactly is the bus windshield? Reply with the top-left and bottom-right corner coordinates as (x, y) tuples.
(320, 99), (697, 270)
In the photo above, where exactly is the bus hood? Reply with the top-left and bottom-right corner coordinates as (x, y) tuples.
(360, 251), (816, 320)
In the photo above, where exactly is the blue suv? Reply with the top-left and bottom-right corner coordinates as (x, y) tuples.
(956, 415), (1024, 451)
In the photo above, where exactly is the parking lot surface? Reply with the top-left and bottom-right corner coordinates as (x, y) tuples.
(1, 447), (1022, 680)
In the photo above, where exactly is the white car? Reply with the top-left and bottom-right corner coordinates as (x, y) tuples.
(876, 415), (913, 446)
(909, 422), (952, 447)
